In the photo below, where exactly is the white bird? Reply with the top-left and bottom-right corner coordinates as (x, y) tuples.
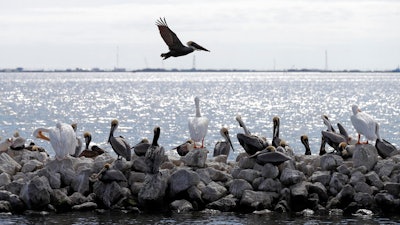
(33, 122), (77, 160)
(350, 105), (379, 144)
(71, 123), (82, 157)
(188, 96), (209, 148)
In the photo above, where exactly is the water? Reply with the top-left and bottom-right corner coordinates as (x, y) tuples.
(1, 72), (400, 223)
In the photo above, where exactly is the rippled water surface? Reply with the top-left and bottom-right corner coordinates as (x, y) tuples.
(1, 72), (399, 158)
(1, 72), (400, 224)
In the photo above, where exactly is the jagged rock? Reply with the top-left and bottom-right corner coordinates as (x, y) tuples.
(93, 181), (124, 208)
(354, 192), (374, 208)
(237, 169), (261, 183)
(196, 168), (212, 184)
(138, 171), (169, 209)
(206, 194), (237, 212)
(187, 185), (203, 205)
(328, 172), (349, 195)
(131, 157), (150, 173)
(274, 199), (290, 213)
(280, 168), (305, 186)
(261, 163), (279, 179)
(240, 190), (275, 211)
(38, 168), (61, 189)
(71, 202), (98, 211)
(374, 159), (395, 178)
(71, 169), (92, 194)
(365, 171), (384, 189)
(374, 192), (399, 212)
(384, 182), (400, 196)
(168, 168), (200, 197)
(69, 192), (91, 206)
(229, 179), (253, 198)
(336, 184), (355, 206)
(309, 170), (331, 186)
(0, 172), (11, 187)
(337, 164), (351, 176)
(93, 154), (115, 172)
(320, 154), (343, 171)
(258, 178), (282, 193)
(201, 181), (227, 202)
(349, 171), (366, 186)
(238, 157), (256, 169)
(290, 181), (309, 211)
(51, 189), (72, 209)
(5, 179), (24, 195)
(205, 167), (231, 182)
(307, 182), (328, 202)
(352, 144), (378, 171)
(170, 199), (193, 212)
(0, 153), (21, 175)
(21, 159), (43, 173)
(354, 182), (373, 195)
(181, 148), (208, 168)
(20, 176), (52, 210)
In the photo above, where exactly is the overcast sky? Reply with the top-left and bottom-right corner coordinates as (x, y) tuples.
(0, 0), (399, 70)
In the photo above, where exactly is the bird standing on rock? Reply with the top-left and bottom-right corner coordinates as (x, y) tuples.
(108, 119), (131, 161)
(188, 96), (209, 148)
(172, 139), (195, 156)
(350, 105), (379, 144)
(214, 127), (235, 157)
(145, 126), (165, 174)
(236, 115), (269, 155)
(79, 132), (105, 158)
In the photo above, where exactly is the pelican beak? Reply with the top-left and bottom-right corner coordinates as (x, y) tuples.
(191, 42), (210, 52)
(37, 131), (50, 141)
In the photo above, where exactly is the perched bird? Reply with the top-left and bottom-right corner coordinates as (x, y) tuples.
(375, 124), (398, 158)
(145, 126), (165, 174)
(236, 115), (269, 155)
(321, 115), (336, 132)
(108, 119), (131, 161)
(276, 140), (294, 158)
(79, 132), (105, 158)
(300, 135), (312, 155)
(33, 122), (77, 160)
(250, 146), (292, 166)
(132, 138), (150, 157)
(188, 96), (209, 148)
(0, 138), (13, 152)
(96, 163), (127, 183)
(10, 131), (26, 150)
(156, 17), (209, 60)
(71, 123), (82, 157)
(172, 139), (195, 157)
(272, 116), (282, 148)
(338, 142), (355, 159)
(320, 115), (347, 152)
(214, 127), (235, 157)
(350, 105), (379, 144)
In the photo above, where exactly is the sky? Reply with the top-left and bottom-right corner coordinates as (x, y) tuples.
(0, 0), (399, 71)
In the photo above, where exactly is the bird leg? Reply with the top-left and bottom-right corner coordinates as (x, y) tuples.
(201, 138), (205, 148)
(356, 134), (362, 145)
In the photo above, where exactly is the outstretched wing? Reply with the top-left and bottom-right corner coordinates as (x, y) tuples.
(156, 17), (185, 50)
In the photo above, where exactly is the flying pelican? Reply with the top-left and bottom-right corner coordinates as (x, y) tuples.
(350, 105), (379, 144)
(214, 127), (235, 157)
(145, 126), (165, 174)
(172, 139), (195, 157)
(108, 119), (131, 161)
(375, 124), (398, 158)
(236, 115), (269, 155)
(132, 138), (150, 157)
(33, 122), (77, 160)
(79, 132), (105, 158)
(300, 135), (312, 155)
(188, 96), (209, 148)
(156, 17), (209, 60)
(71, 123), (82, 157)
(272, 116), (282, 148)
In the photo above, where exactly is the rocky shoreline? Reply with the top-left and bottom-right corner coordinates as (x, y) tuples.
(1, 144), (400, 217)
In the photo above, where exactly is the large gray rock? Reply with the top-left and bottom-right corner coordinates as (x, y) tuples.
(240, 190), (275, 211)
(374, 159), (395, 178)
(280, 168), (305, 186)
(138, 171), (169, 209)
(258, 178), (282, 193)
(51, 189), (72, 209)
(384, 182), (400, 196)
(352, 144), (378, 171)
(328, 172), (349, 196)
(93, 181), (124, 208)
(0, 153), (21, 175)
(307, 182), (328, 202)
(21, 159), (43, 173)
(19, 176), (52, 209)
(71, 168), (92, 194)
(309, 170), (331, 186)
(365, 171), (384, 189)
(201, 181), (227, 202)
(168, 168), (200, 197)
(320, 154), (343, 171)
(0, 172), (11, 187)
(261, 163), (279, 179)
(290, 181), (309, 205)
(206, 194), (238, 212)
(237, 169), (261, 183)
(238, 157), (256, 169)
(349, 171), (366, 186)
(354, 192), (374, 208)
(170, 199), (193, 212)
(229, 179), (253, 198)
(181, 148), (208, 168)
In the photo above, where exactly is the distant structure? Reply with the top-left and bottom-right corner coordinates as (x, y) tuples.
(325, 50), (328, 71)
(192, 55), (196, 71)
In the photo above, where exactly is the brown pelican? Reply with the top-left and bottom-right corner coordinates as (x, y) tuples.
(188, 96), (209, 148)
(108, 119), (131, 161)
(156, 17), (209, 60)
(350, 105), (379, 144)
(300, 135), (311, 155)
(172, 139), (195, 157)
(375, 124), (398, 158)
(132, 138), (150, 157)
(272, 116), (282, 148)
(145, 126), (165, 174)
(71, 123), (82, 157)
(96, 163), (127, 183)
(249, 146), (291, 165)
(321, 115), (336, 132)
(236, 115), (269, 155)
(10, 131), (26, 150)
(79, 132), (105, 158)
(214, 127), (235, 157)
(33, 122), (77, 160)
(319, 136), (327, 156)
(276, 140), (294, 158)
(320, 115), (347, 152)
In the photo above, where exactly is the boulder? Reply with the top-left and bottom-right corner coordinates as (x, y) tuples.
(261, 163), (279, 179)
(170, 199), (193, 212)
(352, 144), (378, 171)
(309, 170), (331, 186)
(258, 178), (282, 193)
(181, 148), (208, 168)
(280, 168), (305, 186)
(0, 153), (21, 175)
(0, 172), (11, 187)
(201, 181), (227, 202)
(229, 179), (253, 198)
(320, 154), (343, 171)
(138, 171), (169, 209)
(240, 190), (275, 211)
(206, 194), (238, 212)
(168, 168), (200, 197)
(19, 176), (52, 210)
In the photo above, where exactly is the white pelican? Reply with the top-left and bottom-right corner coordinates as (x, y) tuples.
(188, 96), (209, 148)
(300, 135), (311, 155)
(172, 139), (195, 156)
(350, 105), (379, 144)
(145, 126), (165, 174)
(156, 17), (209, 60)
(108, 119), (131, 161)
(236, 115), (269, 155)
(71, 123), (82, 157)
(33, 122), (77, 160)
(214, 127), (235, 157)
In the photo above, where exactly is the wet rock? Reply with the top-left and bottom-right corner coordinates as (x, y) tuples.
(328, 172), (349, 195)
(240, 190), (275, 211)
(384, 182), (400, 196)
(0, 172), (11, 187)
(309, 171), (331, 186)
(168, 168), (200, 197)
(280, 168), (305, 186)
(72, 202), (98, 211)
(206, 194), (237, 212)
(274, 199), (290, 213)
(93, 181), (124, 208)
(181, 148), (208, 168)
(258, 178), (282, 193)
(320, 154), (343, 171)
(0, 200), (11, 212)
(374, 192), (399, 211)
(201, 181), (227, 202)
(354, 192), (374, 208)
(237, 169), (261, 183)
(0, 153), (21, 175)
(354, 182), (373, 195)
(69, 192), (91, 206)
(20, 176), (52, 210)
(229, 179), (253, 198)
(138, 171), (169, 209)
(261, 163), (279, 179)
(337, 184), (355, 206)
(51, 189), (72, 210)
(170, 199), (193, 212)
(187, 185), (203, 205)
(307, 182), (328, 203)
(290, 181), (309, 211)
(352, 144), (378, 171)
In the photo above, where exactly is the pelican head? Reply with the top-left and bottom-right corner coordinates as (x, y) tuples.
(71, 123), (78, 132)
(352, 105), (360, 115)
(273, 116), (280, 126)
(33, 129), (50, 141)
(266, 146), (276, 152)
(187, 41), (209, 52)
(108, 119), (119, 143)
(84, 131), (92, 149)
